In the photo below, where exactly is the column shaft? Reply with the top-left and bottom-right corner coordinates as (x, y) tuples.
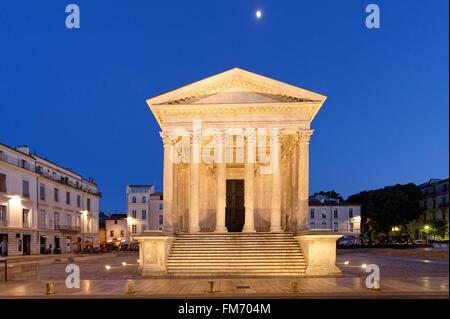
(297, 130), (313, 232)
(215, 141), (227, 232)
(161, 132), (174, 233)
(270, 134), (282, 232)
(189, 135), (200, 233)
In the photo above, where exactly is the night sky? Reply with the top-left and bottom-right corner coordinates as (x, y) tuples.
(0, 0), (448, 213)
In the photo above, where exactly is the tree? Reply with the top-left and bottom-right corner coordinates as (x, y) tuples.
(312, 190), (344, 202)
(427, 220), (449, 240)
(347, 183), (424, 241)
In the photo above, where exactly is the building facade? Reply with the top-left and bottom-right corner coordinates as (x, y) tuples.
(126, 185), (163, 237)
(409, 178), (449, 240)
(147, 68), (327, 234)
(137, 69), (342, 276)
(0, 142), (101, 256)
(105, 214), (129, 242)
(308, 195), (361, 242)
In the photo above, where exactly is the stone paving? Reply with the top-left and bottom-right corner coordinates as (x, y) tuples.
(0, 249), (448, 298)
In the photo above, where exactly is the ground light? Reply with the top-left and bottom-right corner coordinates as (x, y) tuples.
(344, 261), (350, 265)
(361, 264), (367, 269)
(105, 265), (111, 270)
(122, 262), (127, 266)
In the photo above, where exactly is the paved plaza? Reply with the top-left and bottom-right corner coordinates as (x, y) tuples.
(0, 249), (448, 298)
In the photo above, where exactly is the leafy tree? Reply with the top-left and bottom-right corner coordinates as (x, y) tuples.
(312, 190), (344, 202)
(347, 183), (424, 241)
(427, 220), (449, 240)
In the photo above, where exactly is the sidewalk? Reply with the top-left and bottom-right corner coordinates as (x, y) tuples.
(3, 252), (134, 266)
(0, 277), (448, 298)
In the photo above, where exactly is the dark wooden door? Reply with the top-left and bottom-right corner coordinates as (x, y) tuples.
(226, 179), (245, 232)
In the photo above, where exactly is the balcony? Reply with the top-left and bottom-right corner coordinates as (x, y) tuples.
(35, 167), (102, 197)
(54, 225), (81, 233)
(0, 153), (35, 173)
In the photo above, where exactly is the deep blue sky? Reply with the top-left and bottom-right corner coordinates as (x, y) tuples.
(0, 1), (448, 213)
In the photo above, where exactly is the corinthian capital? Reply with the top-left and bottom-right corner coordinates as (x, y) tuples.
(160, 131), (173, 145)
(297, 129), (314, 143)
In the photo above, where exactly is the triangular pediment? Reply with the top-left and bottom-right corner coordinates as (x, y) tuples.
(147, 68), (326, 106)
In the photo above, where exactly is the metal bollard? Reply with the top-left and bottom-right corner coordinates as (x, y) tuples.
(125, 279), (136, 294)
(288, 281), (299, 292)
(46, 282), (55, 295)
(207, 281), (215, 293)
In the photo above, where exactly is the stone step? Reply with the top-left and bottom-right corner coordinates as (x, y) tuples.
(166, 233), (306, 276)
(169, 254), (304, 261)
(172, 246), (300, 252)
(172, 244), (298, 249)
(167, 262), (307, 267)
(167, 268), (306, 273)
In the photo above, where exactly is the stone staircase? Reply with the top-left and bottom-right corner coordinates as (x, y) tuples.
(166, 232), (306, 276)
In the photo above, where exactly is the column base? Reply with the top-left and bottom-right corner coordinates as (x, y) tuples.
(242, 227), (256, 233)
(214, 226), (228, 233)
(270, 226), (283, 232)
(189, 227), (201, 233)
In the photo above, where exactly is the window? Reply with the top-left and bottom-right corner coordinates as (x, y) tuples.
(40, 184), (45, 201)
(159, 215), (163, 225)
(76, 216), (81, 227)
(86, 198), (91, 211)
(120, 230), (124, 237)
(77, 195), (81, 207)
(54, 188), (59, 202)
(310, 222), (315, 229)
(0, 205), (7, 225)
(424, 201), (428, 209)
(142, 210), (147, 220)
(132, 210), (137, 218)
(66, 214), (72, 226)
(442, 197), (447, 206)
(433, 199), (436, 209)
(142, 196), (146, 203)
(132, 196), (136, 203)
(310, 209), (315, 219)
(40, 210), (46, 228)
(66, 192), (71, 205)
(0, 173), (6, 192)
(22, 209), (30, 227)
(110, 230), (114, 237)
(349, 208), (353, 218)
(333, 209), (338, 218)
(321, 211), (326, 219)
(349, 222), (354, 232)
(322, 222), (327, 229)
(22, 180), (30, 198)
(142, 225), (146, 232)
(114, 220), (118, 225)
(54, 212), (60, 227)
(132, 225), (137, 234)
(432, 211), (436, 221)
(159, 203), (163, 210)
(333, 222), (338, 232)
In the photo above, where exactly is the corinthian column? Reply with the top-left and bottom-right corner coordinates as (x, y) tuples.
(189, 133), (201, 233)
(297, 129), (313, 232)
(160, 131), (174, 233)
(215, 131), (227, 232)
(243, 130), (256, 232)
(270, 130), (283, 232)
